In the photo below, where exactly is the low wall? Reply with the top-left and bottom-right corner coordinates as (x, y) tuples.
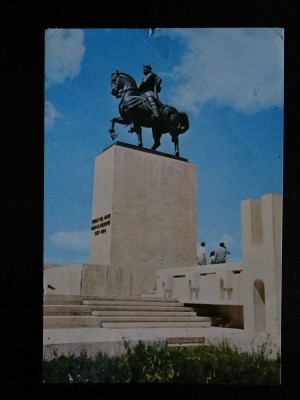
(156, 263), (243, 305)
(43, 262), (243, 301)
(43, 264), (83, 295)
(43, 263), (157, 297)
(155, 262), (244, 328)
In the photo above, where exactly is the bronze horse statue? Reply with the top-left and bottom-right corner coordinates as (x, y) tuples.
(109, 71), (189, 157)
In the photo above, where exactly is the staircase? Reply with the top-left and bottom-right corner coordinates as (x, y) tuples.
(43, 294), (211, 329)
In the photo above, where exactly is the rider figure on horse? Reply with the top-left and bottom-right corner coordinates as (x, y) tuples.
(139, 65), (162, 120)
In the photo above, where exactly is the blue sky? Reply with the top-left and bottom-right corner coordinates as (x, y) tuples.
(44, 28), (284, 264)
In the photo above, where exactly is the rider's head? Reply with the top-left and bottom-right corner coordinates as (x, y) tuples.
(143, 64), (152, 73)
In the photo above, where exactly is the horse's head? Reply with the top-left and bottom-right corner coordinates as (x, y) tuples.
(111, 71), (122, 98)
(111, 71), (138, 98)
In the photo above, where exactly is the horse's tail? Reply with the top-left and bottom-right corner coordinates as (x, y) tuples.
(178, 112), (189, 133)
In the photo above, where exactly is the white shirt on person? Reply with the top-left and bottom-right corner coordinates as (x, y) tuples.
(197, 245), (206, 265)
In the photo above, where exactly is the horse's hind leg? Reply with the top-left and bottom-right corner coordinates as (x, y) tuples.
(171, 133), (180, 157)
(135, 125), (143, 148)
(151, 129), (161, 151)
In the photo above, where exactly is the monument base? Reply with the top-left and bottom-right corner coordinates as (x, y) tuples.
(45, 142), (198, 297)
(89, 142), (197, 269)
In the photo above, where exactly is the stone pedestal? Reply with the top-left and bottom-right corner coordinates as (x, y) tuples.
(89, 142), (197, 270)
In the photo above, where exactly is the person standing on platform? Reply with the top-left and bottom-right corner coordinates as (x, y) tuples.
(215, 242), (230, 264)
(197, 242), (207, 265)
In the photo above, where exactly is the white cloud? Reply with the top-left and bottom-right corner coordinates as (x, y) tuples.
(45, 29), (85, 86)
(163, 28), (284, 115)
(219, 233), (238, 250)
(49, 230), (90, 252)
(44, 100), (64, 129)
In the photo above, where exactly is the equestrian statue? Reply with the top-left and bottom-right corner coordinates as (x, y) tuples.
(109, 65), (189, 157)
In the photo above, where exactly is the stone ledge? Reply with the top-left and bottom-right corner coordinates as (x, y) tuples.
(102, 141), (189, 162)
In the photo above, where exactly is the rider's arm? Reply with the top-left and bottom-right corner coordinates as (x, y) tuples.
(155, 75), (162, 92)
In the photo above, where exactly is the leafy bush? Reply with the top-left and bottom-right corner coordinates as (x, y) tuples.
(43, 340), (280, 384)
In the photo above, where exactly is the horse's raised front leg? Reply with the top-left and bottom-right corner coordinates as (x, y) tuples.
(109, 117), (118, 140)
(109, 117), (127, 140)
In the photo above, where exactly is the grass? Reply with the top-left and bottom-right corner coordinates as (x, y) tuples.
(43, 338), (281, 384)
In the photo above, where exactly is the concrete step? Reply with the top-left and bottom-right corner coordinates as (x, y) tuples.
(43, 305), (198, 317)
(44, 295), (83, 305)
(101, 321), (211, 328)
(43, 294), (209, 330)
(89, 316), (208, 322)
(82, 300), (185, 307)
(44, 315), (211, 329)
(83, 305), (195, 312)
(43, 305), (92, 316)
(44, 294), (178, 305)
(91, 310), (197, 317)
(44, 316), (103, 328)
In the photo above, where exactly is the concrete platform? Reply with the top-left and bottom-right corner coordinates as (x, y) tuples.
(43, 326), (279, 360)
(44, 315), (210, 328)
(43, 294), (280, 361)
